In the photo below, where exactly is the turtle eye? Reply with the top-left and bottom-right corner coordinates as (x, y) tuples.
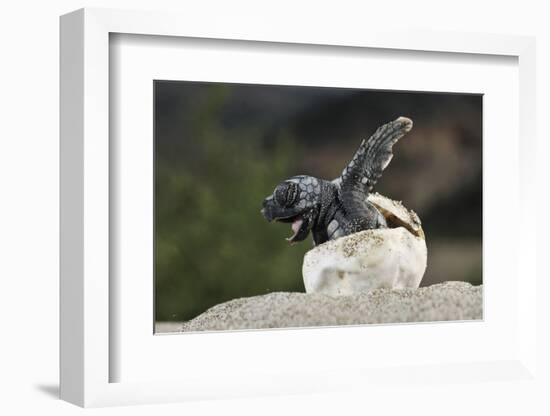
(275, 182), (298, 207)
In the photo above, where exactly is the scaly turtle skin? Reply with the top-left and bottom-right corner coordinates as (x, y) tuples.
(261, 117), (413, 246)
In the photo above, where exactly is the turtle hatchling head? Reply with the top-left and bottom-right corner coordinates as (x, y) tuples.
(261, 175), (321, 243)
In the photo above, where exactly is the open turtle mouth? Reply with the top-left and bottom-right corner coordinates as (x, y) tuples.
(276, 214), (306, 243)
(286, 217), (304, 243)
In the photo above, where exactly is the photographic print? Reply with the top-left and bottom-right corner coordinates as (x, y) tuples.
(154, 81), (482, 333)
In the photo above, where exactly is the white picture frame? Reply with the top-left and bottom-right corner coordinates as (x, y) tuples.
(60, 7), (538, 408)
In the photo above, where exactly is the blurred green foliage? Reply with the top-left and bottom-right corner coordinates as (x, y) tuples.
(155, 85), (309, 321)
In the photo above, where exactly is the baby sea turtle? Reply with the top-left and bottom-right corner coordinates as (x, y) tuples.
(261, 117), (413, 246)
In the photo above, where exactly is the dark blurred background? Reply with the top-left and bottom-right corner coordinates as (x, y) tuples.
(154, 80), (482, 323)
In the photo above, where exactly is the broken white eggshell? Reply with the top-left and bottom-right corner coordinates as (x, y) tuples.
(302, 193), (427, 296)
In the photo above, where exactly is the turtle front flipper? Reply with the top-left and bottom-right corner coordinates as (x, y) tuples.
(336, 117), (413, 222)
